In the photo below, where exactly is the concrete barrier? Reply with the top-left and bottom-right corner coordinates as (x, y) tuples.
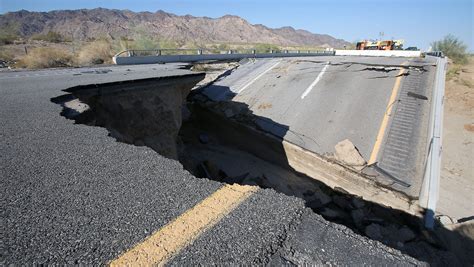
(335, 50), (421, 57)
(113, 52), (334, 65)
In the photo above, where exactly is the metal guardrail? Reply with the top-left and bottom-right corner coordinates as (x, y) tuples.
(113, 48), (436, 65)
(114, 48), (333, 57)
(425, 51), (444, 57)
(422, 55), (447, 229)
(113, 49), (335, 65)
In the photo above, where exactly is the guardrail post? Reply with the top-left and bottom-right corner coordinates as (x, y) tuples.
(252, 49), (256, 54)
(228, 50), (233, 54)
(157, 50), (161, 56)
(198, 49), (203, 55)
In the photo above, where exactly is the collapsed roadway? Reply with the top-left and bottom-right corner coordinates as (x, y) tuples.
(2, 53), (472, 265)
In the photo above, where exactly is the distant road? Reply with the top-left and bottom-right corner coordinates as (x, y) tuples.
(0, 63), (188, 81)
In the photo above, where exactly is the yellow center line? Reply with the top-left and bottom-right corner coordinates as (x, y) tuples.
(368, 62), (407, 165)
(109, 184), (258, 266)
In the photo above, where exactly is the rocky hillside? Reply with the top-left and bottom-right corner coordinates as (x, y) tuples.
(0, 8), (349, 48)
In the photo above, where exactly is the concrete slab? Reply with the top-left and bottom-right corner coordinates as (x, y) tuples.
(199, 56), (437, 198)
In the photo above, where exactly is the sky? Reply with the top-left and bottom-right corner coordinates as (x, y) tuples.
(1, 0), (473, 51)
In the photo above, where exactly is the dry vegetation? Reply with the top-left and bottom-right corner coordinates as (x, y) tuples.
(16, 47), (73, 69)
(0, 24), (19, 45)
(31, 31), (70, 43)
(1, 38), (325, 69)
(0, 28), (328, 69)
(76, 40), (114, 66)
(0, 48), (15, 62)
(432, 35), (469, 65)
(445, 56), (474, 109)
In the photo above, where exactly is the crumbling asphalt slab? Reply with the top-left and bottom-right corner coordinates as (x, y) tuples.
(1, 65), (222, 264)
(202, 56), (431, 160)
(269, 209), (421, 266)
(1, 63), (422, 265)
(0, 62), (190, 80)
(169, 189), (305, 265)
(199, 56), (437, 198)
(169, 190), (422, 266)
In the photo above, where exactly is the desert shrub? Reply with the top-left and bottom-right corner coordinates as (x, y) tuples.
(459, 78), (473, 88)
(218, 43), (230, 51)
(131, 34), (158, 50)
(0, 49), (15, 62)
(255, 43), (281, 53)
(76, 40), (113, 65)
(432, 35), (468, 64)
(158, 39), (179, 49)
(0, 23), (20, 45)
(208, 44), (220, 54)
(446, 64), (462, 80)
(127, 25), (158, 50)
(17, 47), (72, 69)
(113, 36), (133, 52)
(0, 32), (18, 45)
(31, 31), (65, 43)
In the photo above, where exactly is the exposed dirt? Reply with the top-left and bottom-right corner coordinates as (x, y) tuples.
(437, 57), (474, 222)
(52, 74), (205, 159)
(464, 123), (474, 132)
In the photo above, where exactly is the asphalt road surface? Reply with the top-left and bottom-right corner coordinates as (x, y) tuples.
(201, 56), (437, 196)
(0, 62), (423, 265)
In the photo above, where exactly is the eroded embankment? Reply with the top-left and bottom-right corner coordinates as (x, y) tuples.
(51, 66), (470, 265)
(52, 74), (205, 159)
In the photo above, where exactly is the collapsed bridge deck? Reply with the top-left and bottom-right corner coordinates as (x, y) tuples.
(2, 56), (459, 265)
(199, 56), (437, 199)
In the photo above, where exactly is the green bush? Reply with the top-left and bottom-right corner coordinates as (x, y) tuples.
(0, 33), (18, 45)
(432, 35), (469, 64)
(131, 34), (158, 50)
(254, 43), (281, 53)
(158, 39), (179, 49)
(0, 23), (20, 45)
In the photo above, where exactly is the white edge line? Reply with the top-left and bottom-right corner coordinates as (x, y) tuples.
(237, 60), (281, 93)
(300, 62), (330, 99)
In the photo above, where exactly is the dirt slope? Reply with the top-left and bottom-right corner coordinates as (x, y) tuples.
(437, 57), (474, 221)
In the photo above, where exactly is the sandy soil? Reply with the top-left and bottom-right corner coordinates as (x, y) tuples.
(437, 57), (474, 222)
